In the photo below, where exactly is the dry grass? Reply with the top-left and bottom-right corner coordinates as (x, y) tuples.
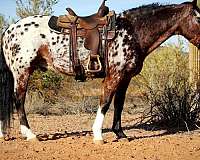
(25, 75), (141, 116)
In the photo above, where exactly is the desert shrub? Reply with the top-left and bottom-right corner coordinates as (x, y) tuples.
(133, 44), (189, 94)
(28, 69), (64, 104)
(29, 69), (63, 91)
(126, 41), (188, 109)
(26, 96), (99, 116)
(127, 43), (188, 112)
(131, 41), (200, 129)
(142, 80), (200, 129)
(26, 70), (101, 115)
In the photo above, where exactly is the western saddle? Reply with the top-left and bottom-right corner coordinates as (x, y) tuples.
(56, 0), (116, 81)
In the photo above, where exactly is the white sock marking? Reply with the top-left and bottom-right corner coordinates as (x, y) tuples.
(92, 107), (104, 141)
(0, 121), (4, 138)
(20, 125), (36, 140)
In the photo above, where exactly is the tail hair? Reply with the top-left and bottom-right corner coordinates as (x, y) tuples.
(0, 40), (14, 132)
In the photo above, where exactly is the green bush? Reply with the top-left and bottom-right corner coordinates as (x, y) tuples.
(133, 44), (189, 93)
(132, 42), (200, 130)
(28, 69), (63, 104)
(26, 69), (101, 115)
(143, 80), (200, 129)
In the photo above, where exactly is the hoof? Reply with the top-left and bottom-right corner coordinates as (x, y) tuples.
(0, 137), (4, 142)
(4, 135), (12, 141)
(118, 138), (129, 142)
(93, 139), (104, 145)
(27, 136), (39, 142)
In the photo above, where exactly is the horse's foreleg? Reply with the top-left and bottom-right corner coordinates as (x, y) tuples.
(14, 71), (36, 140)
(92, 95), (113, 143)
(112, 78), (131, 139)
(92, 77), (121, 143)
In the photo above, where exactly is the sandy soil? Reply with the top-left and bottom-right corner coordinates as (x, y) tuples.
(0, 113), (200, 160)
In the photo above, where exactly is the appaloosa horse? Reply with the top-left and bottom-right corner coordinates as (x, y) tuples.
(0, 0), (200, 143)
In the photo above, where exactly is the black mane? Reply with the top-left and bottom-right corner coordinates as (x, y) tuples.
(124, 3), (165, 14)
(115, 2), (192, 53)
(122, 3), (178, 23)
(115, 2), (190, 34)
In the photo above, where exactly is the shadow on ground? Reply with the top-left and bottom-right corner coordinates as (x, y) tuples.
(36, 121), (198, 142)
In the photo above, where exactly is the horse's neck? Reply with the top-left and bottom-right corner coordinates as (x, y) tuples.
(122, 4), (184, 55)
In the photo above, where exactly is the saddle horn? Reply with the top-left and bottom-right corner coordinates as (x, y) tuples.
(100, 0), (107, 7)
(66, 8), (77, 17)
(98, 0), (109, 17)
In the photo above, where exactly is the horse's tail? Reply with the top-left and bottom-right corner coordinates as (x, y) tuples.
(0, 38), (14, 132)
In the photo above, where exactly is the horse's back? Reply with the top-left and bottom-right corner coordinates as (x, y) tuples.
(3, 15), (50, 43)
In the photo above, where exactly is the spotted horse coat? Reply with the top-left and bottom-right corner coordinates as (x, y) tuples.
(0, 0), (200, 143)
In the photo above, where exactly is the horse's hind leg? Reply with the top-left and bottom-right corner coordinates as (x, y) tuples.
(0, 50), (14, 140)
(112, 78), (131, 139)
(14, 70), (36, 140)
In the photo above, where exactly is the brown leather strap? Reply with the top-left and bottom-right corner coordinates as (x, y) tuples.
(103, 26), (109, 76)
(70, 19), (86, 81)
(70, 21), (78, 66)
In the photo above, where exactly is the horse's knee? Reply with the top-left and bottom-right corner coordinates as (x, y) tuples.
(125, 61), (143, 75)
(126, 61), (135, 70)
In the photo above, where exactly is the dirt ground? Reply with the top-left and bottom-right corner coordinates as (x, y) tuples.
(0, 113), (200, 160)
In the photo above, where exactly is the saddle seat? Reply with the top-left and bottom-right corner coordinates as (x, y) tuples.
(66, 8), (108, 30)
(57, 10), (115, 39)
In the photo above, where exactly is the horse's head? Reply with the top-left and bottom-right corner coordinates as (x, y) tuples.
(177, 0), (200, 48)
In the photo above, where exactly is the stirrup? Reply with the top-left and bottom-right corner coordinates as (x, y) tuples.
(86, 55), (102, 73)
